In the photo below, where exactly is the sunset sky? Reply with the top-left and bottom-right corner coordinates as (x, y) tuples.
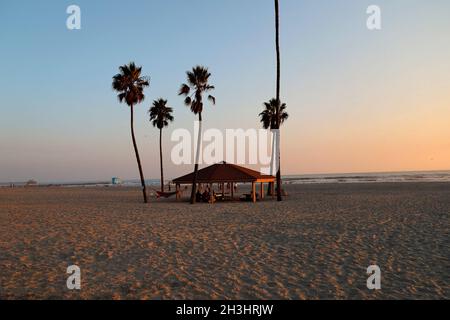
(0, 0), (449, 182)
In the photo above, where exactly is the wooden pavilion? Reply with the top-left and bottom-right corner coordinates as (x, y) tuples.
(172, 162), (275, 203)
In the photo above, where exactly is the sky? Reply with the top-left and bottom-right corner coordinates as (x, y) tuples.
(0, 0), (449, 182)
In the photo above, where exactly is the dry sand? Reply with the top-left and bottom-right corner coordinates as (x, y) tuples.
(0, 183), (448, 299)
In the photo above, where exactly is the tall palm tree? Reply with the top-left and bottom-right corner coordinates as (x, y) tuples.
(149, 98), (174, 192)
(274, 0), (283, 201)
(112, 62), (150, 203)
(178, 66), (215, 204)
(259, 98), (288, 190)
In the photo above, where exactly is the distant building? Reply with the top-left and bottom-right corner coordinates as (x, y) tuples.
(112, 177), (122, 185)
(26, 179), (38, 187)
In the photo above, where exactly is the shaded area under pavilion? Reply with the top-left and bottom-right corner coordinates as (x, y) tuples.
(172, 162), (275, 203)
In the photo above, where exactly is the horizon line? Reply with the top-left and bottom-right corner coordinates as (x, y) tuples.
(2, 168), (450, 185)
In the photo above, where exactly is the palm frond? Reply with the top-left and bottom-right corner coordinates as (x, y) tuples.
(179, 66), (215, 115)
(259, 98), (288, 129)
(112, 62), (150, 107)
(148, 98), (174, 129)
(207, 95), (216, 105)
(179, 84), (190, 96)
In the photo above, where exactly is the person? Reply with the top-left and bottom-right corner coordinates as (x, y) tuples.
(196, 190), (202, 203)
(209, 191), (216, 204)
(202, 189), (210, 202)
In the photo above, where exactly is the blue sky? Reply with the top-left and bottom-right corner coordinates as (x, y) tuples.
(1, 0), (449, 182)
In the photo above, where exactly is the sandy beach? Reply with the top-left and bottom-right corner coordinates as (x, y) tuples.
(0, 183), (448, 300)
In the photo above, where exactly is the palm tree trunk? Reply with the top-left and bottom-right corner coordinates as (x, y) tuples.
(159, 127), (164, 192)
(267, 129), (276, 196)
(190, 113), (202, 204)
(275, 0), (282, 201)
(270, 129), (276, 175)
(275, 129), (282, 198)
(130, 104), (148, 203)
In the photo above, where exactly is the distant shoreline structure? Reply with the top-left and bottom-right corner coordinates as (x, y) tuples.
(1, 170), (450, 188)
(283, 170), (450, 184)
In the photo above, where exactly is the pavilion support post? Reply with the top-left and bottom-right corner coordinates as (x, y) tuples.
(267, 182), (273, 196)
(231, 182), (234, 200)
(251, 182), (256, 203)
(260, 182), (264, 200)
(271, 182), (275, 198)
(176, 184), (180, 200)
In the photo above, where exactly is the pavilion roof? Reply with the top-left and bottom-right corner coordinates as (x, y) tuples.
(172, 162), (275, 184)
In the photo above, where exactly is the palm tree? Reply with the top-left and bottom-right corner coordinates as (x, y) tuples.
(259, 98), (288, 195)
(178, 66), (215, 204)
(112, 62), (150, 203)
(274, 0), (283, 201)
(149, 98), (174, 192)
